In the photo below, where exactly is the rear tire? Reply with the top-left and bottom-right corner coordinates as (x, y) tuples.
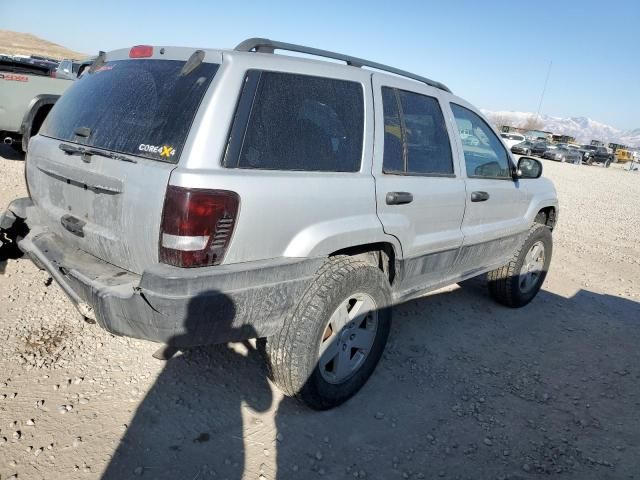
(488, 224), (552, 308)
(264, 257), (392, 410)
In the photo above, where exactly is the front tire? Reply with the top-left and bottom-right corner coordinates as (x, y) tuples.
(264, 257), (392, 410)
(488, 224), (552, 308)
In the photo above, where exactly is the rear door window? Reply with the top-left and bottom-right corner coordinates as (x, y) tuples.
(41, 59), (219, 162)
(381, 87), (454, 175)
(224, 71), (364, 172)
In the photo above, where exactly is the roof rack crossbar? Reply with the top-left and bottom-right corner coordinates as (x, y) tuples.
(234, 38), (451, 93)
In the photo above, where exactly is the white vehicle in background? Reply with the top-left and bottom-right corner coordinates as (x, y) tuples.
(54, 59), (81, 80)
(500, 132), (525, 149)
(0, 57), (72, 152)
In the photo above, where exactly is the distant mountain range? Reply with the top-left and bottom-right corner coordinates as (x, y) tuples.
(482, 110), (640, 148)
(0, 30), (84, 60)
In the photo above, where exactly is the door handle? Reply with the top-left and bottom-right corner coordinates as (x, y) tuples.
(386, 192), (413, 205)
(470, 191), (490, 202)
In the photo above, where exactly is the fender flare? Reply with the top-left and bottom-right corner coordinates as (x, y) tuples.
(20, 94), (60, 152)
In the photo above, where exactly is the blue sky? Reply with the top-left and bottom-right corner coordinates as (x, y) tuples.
(2, 0), (638, 130)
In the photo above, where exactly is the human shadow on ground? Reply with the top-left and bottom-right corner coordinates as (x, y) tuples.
(101, 291), (273, 479)
(100, 280), (639, 479)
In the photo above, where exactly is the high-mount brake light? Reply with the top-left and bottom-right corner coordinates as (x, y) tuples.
(129, 45), (153, 58)
(159, 186), (240, 268)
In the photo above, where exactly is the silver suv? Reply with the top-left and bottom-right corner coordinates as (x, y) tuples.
(1, 39), (559, 409)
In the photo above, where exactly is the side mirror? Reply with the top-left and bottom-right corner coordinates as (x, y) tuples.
(515, 156), (543, 179)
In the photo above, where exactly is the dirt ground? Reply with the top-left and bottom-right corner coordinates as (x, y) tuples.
(0, 145), (638, 480)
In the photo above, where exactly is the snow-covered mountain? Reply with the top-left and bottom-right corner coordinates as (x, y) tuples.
(481, 110), (640, 148)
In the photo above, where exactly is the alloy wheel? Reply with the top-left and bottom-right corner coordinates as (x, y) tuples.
(519, 241), (545, 293)
(318, 293), (378, 384)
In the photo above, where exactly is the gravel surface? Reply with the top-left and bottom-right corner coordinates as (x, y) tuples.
(0, 145), (638, 479)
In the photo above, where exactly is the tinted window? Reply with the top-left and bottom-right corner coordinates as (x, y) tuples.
(41, 60), (218, 162)
(382, 87), (403, 172)
(450, 103), (511, 178)
(381, 87), (453, 175)
(227, 71), (364, 172)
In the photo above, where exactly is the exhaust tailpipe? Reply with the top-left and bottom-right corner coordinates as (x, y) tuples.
(3, 137), (13, 145)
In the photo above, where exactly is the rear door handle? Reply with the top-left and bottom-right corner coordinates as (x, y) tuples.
(386, 192), (413, 205)
(470, 191), (490, 202)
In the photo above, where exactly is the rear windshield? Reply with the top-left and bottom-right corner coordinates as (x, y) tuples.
(41, 59), (218, 162)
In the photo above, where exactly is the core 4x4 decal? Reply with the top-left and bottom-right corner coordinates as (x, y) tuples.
(138, 144), (176, 158)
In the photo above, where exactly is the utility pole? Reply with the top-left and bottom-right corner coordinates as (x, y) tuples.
(535, 60), (552, 124)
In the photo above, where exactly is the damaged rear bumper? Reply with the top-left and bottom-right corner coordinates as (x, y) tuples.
(7, 198), (322, 347)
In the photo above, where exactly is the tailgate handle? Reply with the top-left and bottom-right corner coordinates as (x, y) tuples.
(61, 214), (86, 237)
(471, 191), (490, 202)
(386, 192), (413, 205)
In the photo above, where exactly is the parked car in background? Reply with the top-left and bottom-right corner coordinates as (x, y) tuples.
(0, 57), (72, 152)
(10, 55), (59, 71)
(54, 59), (81, 80)
(615, 148), (634, 163)
(542, 146), (582, 163)
(511, 140), (536, 155)
(0, 39), (559, 410)
(531, 141), (553, 156)
(500, 132), (526, 149)
(524, 130), (550, 142)
(580, 145), (614, 167)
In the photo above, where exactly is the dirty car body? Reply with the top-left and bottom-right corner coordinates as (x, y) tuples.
(2, 41), (559, 364)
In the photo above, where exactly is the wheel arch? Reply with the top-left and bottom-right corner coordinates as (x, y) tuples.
(535, 205), (557, 230)
(20, 94), (60, 152)
(329, 241), (399, 287)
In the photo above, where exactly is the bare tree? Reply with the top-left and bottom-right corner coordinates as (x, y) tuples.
(522, 115), (544, 131)
(489, 114), (510, 130)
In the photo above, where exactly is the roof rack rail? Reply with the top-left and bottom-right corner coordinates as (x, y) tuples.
(234, 38), (451, 93)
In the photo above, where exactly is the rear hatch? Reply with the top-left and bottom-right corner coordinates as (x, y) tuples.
(26, 47), (219, 274)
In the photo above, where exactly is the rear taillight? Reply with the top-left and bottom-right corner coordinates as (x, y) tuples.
(50, 70), (56, 78)
(129, 45), (153, 58)
(159, 186), (240, 268)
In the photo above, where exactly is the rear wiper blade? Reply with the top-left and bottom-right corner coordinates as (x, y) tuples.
(59, 143), (137, 164)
